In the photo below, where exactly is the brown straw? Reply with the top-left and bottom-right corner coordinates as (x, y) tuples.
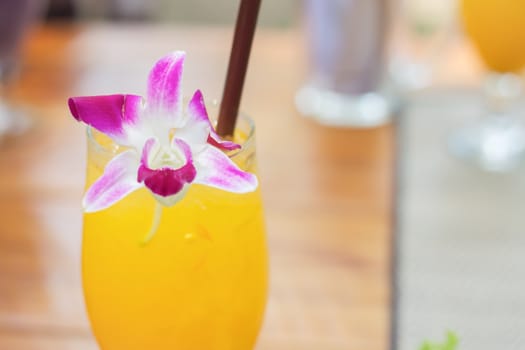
(216, 0), (262, 137)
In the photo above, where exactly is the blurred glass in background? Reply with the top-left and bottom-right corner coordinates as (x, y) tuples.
(294, 0), (458, 128)
(449, 0), (525, 172)
(0, 0), (46, 139)
(295, 0), (395, 128)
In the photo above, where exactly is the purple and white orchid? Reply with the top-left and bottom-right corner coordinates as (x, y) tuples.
(69, 51), (258, 213)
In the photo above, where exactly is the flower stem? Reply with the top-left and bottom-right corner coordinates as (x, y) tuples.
(141, 202), (163, 245)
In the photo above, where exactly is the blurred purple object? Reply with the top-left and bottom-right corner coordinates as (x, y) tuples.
(0, 0), (44, 137)
(305, 0), (388, 95)
(296, 0), (396, 128)
(0, 0), (42, 78)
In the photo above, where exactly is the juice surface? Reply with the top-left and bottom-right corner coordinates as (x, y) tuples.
(82, 143), (267, 350)
(461, 0), (525, 72)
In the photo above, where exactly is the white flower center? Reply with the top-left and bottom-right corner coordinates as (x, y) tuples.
(149, 144), (186, 170)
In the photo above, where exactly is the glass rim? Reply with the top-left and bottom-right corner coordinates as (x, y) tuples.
(86, 112), (256, 160)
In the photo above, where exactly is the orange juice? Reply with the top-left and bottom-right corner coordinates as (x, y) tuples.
(82, 125), (267, 349)
(461, 0), (525, 72)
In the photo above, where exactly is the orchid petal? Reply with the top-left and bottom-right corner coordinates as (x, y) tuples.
(138, 138), (197, 198)
(139, 137), (160, 169)
(69, 94), (142, 145)
(176, 112), (209, 154)
(146, 51), (185, 118)
(207, 135), (241, 151)
(194, 146), (258, 193)
(187, 90), (211, 124)
(187, 90), (241, 151)
(83, 150), (142, 213)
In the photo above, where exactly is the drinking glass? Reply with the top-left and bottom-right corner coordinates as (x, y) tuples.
(82, 113), (268, 349)
(448, 0), (525, 171)
(0, 0), (43, 138)
(295, 0), (395, 127)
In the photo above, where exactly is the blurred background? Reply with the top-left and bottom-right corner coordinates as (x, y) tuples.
(2, 0), (525, 349)
(47, 0), (297, 25)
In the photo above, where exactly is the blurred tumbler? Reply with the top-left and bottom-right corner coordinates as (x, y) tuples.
(0, 0), (41, 80)
(296, 0), (395, 127)
(0, 0), (45, 136)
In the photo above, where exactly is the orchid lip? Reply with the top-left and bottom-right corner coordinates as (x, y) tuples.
(137, 138), (197, 197)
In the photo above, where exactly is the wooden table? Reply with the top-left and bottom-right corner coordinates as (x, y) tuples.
(0, 23), (394, 349)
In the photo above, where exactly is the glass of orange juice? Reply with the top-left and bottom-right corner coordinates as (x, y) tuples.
(449, 0), (525, 171)
(82, 112), (268, 350)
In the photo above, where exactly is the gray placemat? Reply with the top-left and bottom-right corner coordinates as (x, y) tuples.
(396, 89), (525, 350)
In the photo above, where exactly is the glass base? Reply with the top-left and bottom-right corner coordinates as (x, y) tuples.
(448, 115), (525, 172)
(0, 102), (32, 140)
(295, 84), (396, 128)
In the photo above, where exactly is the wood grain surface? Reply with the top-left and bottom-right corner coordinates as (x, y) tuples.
(0, 24), (394, 349)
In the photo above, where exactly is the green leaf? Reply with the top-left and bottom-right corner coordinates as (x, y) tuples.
(418, 331), (459, 350)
